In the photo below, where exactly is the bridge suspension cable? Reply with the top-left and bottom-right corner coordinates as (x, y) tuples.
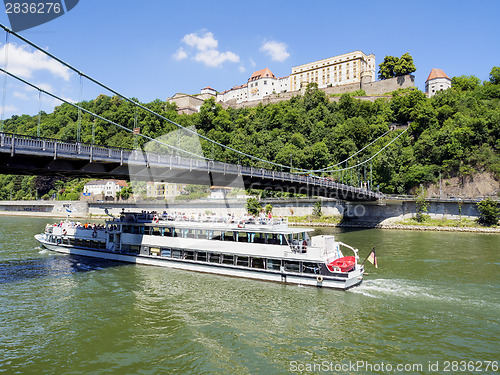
(0, 66), (207, 160)
(0, 24), (408, 176)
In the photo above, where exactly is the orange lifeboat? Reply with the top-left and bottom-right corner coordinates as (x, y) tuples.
(327, 256), (356, 273)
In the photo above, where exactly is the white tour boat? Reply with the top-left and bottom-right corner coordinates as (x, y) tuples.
(35, 212), (365, 290)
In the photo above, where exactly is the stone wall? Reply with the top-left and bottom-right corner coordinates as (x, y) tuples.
(86, 198), (482, 223)
(0, 200), (88, 217)
(220, 74), (416, 110)
(362, 74), (415, 95)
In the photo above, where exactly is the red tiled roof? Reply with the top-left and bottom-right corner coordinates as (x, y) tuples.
(249, 68), (275, 81)
(426, 68), (450, 82)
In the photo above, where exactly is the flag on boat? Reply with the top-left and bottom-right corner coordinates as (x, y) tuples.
(366, 249), (378, 268)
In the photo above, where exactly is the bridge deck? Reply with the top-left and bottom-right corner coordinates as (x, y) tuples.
(0, 132), (383, 202)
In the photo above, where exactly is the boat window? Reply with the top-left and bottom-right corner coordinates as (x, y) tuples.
(151, 227), (161, 236)
(284, 260), (300, 273)
(199, 230), (208, 239)
(163, 228), (173, 237)
(161, 248), (171, 257)
(251, 257), (266, 269)
(223, 231), (235, 241)
(268, 234), (280, 245)
(184, 251), (195, 260)
(84, 240), (91, 248)
(91, 240), (99, 249)
(69, 238), (75, 246)
(150, 247), (160, 256)
(186, 229), (197, 239)
(237, 232), (248, 242)
(209, 253), (221, 263)
(236, 256), (249, 267)
(222, 254), (235, 265)
(172, 249), (183, 259)
(211, 230), (222, 240)
(267, 259), (281, 271)
(302, 262), (320, 274)
(129, 245), (140, 254)
(254, 233), (265, 244)
(197, 252), (207, 262)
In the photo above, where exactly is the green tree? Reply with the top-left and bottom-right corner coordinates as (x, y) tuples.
(265, 204), (273, 215)
(378, 55), (399, 80)
(451, 75), (481, 91)
(378, 53), (416, 80)
(312, 201), (322, 217)
(489, 66), (500, 85)
(246, 198), (262, 216)
(414, 186), (429, 222)
(477, 198), (499, 226)
(394, 52), (416, 76)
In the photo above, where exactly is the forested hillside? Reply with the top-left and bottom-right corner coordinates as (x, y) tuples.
(0, 68), (499, 200)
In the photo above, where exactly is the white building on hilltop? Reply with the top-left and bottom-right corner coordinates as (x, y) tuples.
(425, 68), (451, 97)
(217, 68), (289, 104)
(289, 51), (375, 92)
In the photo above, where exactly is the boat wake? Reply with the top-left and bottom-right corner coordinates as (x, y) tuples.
(351, 278), (495, 308)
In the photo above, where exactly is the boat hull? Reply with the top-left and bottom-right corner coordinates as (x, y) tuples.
(35, 235), (363, 290)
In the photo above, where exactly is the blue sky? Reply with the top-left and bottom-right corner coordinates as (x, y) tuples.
(0, 0), (498, 117)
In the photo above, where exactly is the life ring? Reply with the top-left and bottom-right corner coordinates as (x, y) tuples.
(316, 275), (323, 283)
(62, 229), (67, 236)
(302, 240), (307, 250)
(92, 230), (97, 238)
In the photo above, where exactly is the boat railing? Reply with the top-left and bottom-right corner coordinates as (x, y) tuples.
(116, 213), (288, 228)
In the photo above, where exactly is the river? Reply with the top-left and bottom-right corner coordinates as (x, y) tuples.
(0, 216), (498, 374)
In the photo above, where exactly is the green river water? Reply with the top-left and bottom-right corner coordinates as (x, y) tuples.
(0, 216), (498, 374)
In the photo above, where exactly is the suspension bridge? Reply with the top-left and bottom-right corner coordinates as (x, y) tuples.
(0, 24), (408, 202)
(0, 132), (382, 201)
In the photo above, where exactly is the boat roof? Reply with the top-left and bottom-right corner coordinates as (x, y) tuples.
(108, 214), (313, 235)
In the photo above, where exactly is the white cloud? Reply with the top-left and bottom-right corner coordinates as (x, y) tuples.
(250, 58), (257, 68)
(1, 104), (18, 113)
(174, 31), (240, 68)
(34, 82), (54, 93)
(0, 43), (71, 81)
(260, 40), (290, 62)
(13, 91), (28, 100)
(194, 50), (239, 68)
(182, 32), (218, 51)
(173, 47), (188, 61)
(239, 66), (246, 73)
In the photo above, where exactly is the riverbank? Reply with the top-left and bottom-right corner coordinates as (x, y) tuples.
(1, 199), (498, 233)
(288, 221), (500, 233)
